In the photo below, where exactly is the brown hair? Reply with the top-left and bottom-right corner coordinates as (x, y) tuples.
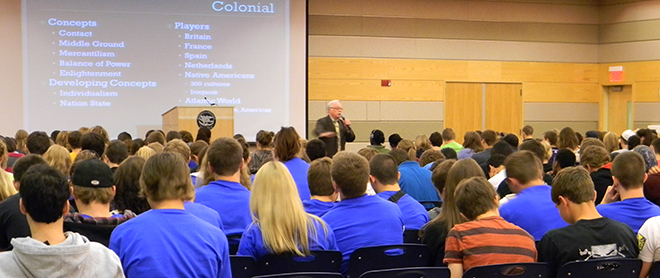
(273, 127), (301, 162)
(603, 132), (620, 153)
(433, 159), (484, 231)
(580, 138), (605, 150)
(146, 131), (166, 145)
(207, 137), (243, 177)
(256, 130), (275, 147)
(551, 166), (595, 205)
(481, 130), (498, 146)
(580, 146), (610, 169)
(442, 128), (456, 141)
(396, 139), (416, 161)
(431, 159), (456, 196)
(543, 130), (558, 146)
(357, 147), (379, 162)
(331, 152), (369, 199)
(140, 152), (194, 202)
(114, 156), (151, 214)
(419, 149), (445, 167)
(558, 127), (579, 150)
(72, 185), (115, 205)
(15, 129), (28, 152)
(55, 131), (71, 151)
(89, 125), (110, 144)
(522, 125), (534, 136)
(414, 134), (431, 151)
(611, 151), (646, 189)
(307, 157), (334, 196)
(505, 151), (543, 185)
(369, 154), (399, 185)
(462, 131), (484, 152)
(164, 139), (191, 161)
(454, 177), (498, 220)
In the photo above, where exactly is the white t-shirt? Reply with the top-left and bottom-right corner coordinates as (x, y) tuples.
(638, 215), (660, 262)
(489, 169), (507, 189)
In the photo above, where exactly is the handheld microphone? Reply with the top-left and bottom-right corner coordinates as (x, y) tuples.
(203, 96), (216, 106)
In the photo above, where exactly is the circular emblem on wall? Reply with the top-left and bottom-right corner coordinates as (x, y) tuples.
(197, 110), (216, 129)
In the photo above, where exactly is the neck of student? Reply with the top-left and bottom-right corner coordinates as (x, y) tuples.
(571, 202), (601, 222)
(214, 172), (241, 183)
(311, 195), (336, 202)
(475, 210), (499, 220)
(442, 140), (456, 146)
(376, 183), (402, 193)
(28, 217), (67, 245)
(149, 199), (185, 210)
(76, 201), (112, 217)
(257, 146), (271, 151)
(72, 148), (81, 154)
(619, 187), (645, 201)
(106, 162), (119, 169)
(523, 179), (546, 188)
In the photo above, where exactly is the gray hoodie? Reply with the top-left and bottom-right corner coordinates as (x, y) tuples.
(0, 232), (124, 278)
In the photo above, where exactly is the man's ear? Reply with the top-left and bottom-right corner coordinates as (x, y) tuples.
(13, 181), (19, 191)
(592, 190), (598, 202)
(558, 195), (569, 208)
(332, 181), (340, 194)
(19, 198), (26, 215)
(612, 176), (620, 187)
(644, 173), (649, 183)
(397, 171), (401, 181)
(62, 200), (70, 216)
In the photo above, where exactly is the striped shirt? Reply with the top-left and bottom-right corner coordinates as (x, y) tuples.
(443, 216), (537, 270)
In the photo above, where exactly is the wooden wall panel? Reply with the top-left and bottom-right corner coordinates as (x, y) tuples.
(308, 79), (443, 101)
(634, 82), (660, 102)
(523, 83), (600, 102)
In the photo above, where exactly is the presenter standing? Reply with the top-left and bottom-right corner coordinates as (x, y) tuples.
(314, 100), (355, 157)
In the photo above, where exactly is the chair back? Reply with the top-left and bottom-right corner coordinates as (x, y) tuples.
(358, 267), (450, 278)
(347, 244), (430, 278)
(462, 262), (548, 278)
(555, 258), (642, 278)
(254, 250), (342, 276)
(403, 229), (421, 244)
(649, 261), (660, 278)
(227, 233), (242, 255)
(230, 255), (255, 278)
(253, 272), (343, 278)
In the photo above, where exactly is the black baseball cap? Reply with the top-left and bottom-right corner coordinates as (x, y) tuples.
(71, 159), (114, 188)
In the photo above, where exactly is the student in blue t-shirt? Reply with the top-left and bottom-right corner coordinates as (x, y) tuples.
(322, 152), (404, 274)
(303, 157), (337, 217)
(273, 127), (312, 201)
(110, 152), (231, 278)
(237, 161), (338, 259)
(389, 148), (441, 209)
(499, 151), (568, 241)
(195, 137), (252, 236)
(597, 152), (660, 233)
(370, 154), (430, 230)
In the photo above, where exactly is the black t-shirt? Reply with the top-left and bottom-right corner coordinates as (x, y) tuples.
(538, 217), (638, 277)
(591, 168), (613, 205)
(420, 220), (449, 266)
(0, 194), (30, 250)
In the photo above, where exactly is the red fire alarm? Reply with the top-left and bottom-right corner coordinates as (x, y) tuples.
(381, 80), (391, 87)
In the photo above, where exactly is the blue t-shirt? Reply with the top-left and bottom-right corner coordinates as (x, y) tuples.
(283, 157), (312, 201)
(377, 191), (430, 230)
(195, 179), (251, 235)
(398, 161), (441, 208)
(322, 194), (404, 274)
(109, 209), (231, 278)
(302, 199), (335, 217)
(422, 162), (434, 171)
(499, 185), (568, 241)
(596, 197), (660, 233)
(184, 201), (224, 231)
(237, 217), (339, 260)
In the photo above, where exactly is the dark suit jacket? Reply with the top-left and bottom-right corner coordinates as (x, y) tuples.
(314, 115), (355, 157)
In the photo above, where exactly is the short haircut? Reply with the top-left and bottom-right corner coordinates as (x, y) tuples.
(131, 139), (145, 155)
(552, 166), (595, 205)
(190, 140), (209, 157)
(68, 130), (82, 149)
(431, 159), (456, 194)
(273, 127), (301, 162)
(256, 130), (275, 147)
(429, 132), (442, 147)
(522, 125), (534, 136)
(441, 148), (458, 160)
(505, 150), (542, 184)
(419, 149), (444, 167)
(140, 152), (194, 202)
(503, 134), (519, 148)
(146, 131), (166, 145)
(72, 184), (114, 205)
(442, 128), (456, 141)
(580, 146), (610, 168)
(488, 154), (506, 168)
(481, 130), (497, 146)
(369, 154), (399, 185)
(518, 139), (546, 161)
(555, 149), (577, 169)
(117, 131), (132, 141)
(19, 164), (70, 223)
(454, 177), (498, 220)
(580, 138), (605, 150)
(104, 140), (128, 164)
(26, 131), (51, 155)
(164, 139), (191, 161)
(543, 131), (558, 146)
(3, 137), (16, 153)
(165, 131), (182, 142)
(307, 157), (334, 196)
(628, 135), (641, 150)
(332, 152), (369, 199)
(388, 133), (402, 148)
(637, 128), (656, 146)
(357, 147), (379, 162)
(306, 139), (327, 161)
(80, 132), (106, 157)
(370, 129), (385, 145)
(389, 148), (410, 165)
(652, 138), (660, 155)
(89, 125), (110, 144)
(13, 154), (47, 183)
(179, 130), (194, 143)
(611, 151), (646, 189)
(196, 127), (212, 144)
(50, 130), (60, 142)
(207, 137), (243, 176)
(491, 141), (514, 158)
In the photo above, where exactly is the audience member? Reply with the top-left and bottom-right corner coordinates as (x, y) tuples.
(499, 151), (567, 240)
(357, 147), (378, 162)
(0, 140), (16, 202)
(638, 215), (660, 277)
(597, 151), (660, 233)
(188, 140), (209, 172)
(441, 147), (458, 160)
(429, 131), (443, 151)
(390, 148), (440, 208)
(26, 131), (50, 155)
(628, 135), (641, 150)
(521, 125), (534, 141)
(303, 157), (337, 217)
(117, 131), (132, 142)
(538, 167), (638, 277)
(502, 133), (519, 149)
(613, 130), (635, 155)
(273, 127), (311, 200)
(487, 154), (506, 179)
(558, 127), (579, 155)
(426, 159), (455, 219)
(0, 164), (124, 278)
(196, 127), (212, 144)
(80, 132), (106, 158)
(4, 137), (22, 171)
(103, 140), (128, 173)
(134, 145), (156, 160)
(580, 145), (612, 205)
(147, 142), (163, 153)
(420, 149), (444, 169)
(89, 125), (110, 144)
(542, 130), (559, 162)
(638, 128), (656, 146)
(130, 139), (145, 156)
(322, 152), (404, 274)
(14, 129), (28, 154)
(457, 131), (483, 160)
(179, 130), (193, 144)
(42, 144), (72, 177)
(55, 131), (70, 151)
(603, 131), (620, 153)
(445, 177), (536, 278)
(68, 130), (83, 161)
(306, 139), (327, 161)
(238, 161), (338, 259)
(553, 148), (576, 176)
(113, 156), (150, 215)
(110, 152), (231, 278)
(368, 129), (389, 154)
(472, 130), (497, 166)
(50, 130), (60, 143)
(145, 131), (165, 146)
(370, 154), (429, 230)
(388, 133), (402, 149)
(165, 130), (181, 142)
(248, 130), (274, 175)
(440, 128), (463, 152)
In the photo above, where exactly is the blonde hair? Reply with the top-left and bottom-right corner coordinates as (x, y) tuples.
(55, 131), (71, 151)
(251, 161), (326, 256)
(135, 146), (157, 160)
(414, 134), (431, 151)
(397, 139), (416, 161)
(0, 140), (16, 201)
(603, 132), (620, 153)
(43, 145), (72, 177)
(198, 151), (214, 187)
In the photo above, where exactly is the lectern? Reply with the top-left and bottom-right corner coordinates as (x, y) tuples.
(162, 106), (234, 142)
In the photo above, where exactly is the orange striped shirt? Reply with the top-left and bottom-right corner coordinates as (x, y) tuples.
(443, 216), (537, 270)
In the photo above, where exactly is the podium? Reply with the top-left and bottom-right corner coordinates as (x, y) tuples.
(162, 106), (234, 142)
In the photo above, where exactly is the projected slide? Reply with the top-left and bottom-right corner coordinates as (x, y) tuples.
(24, 0), (297, 140)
